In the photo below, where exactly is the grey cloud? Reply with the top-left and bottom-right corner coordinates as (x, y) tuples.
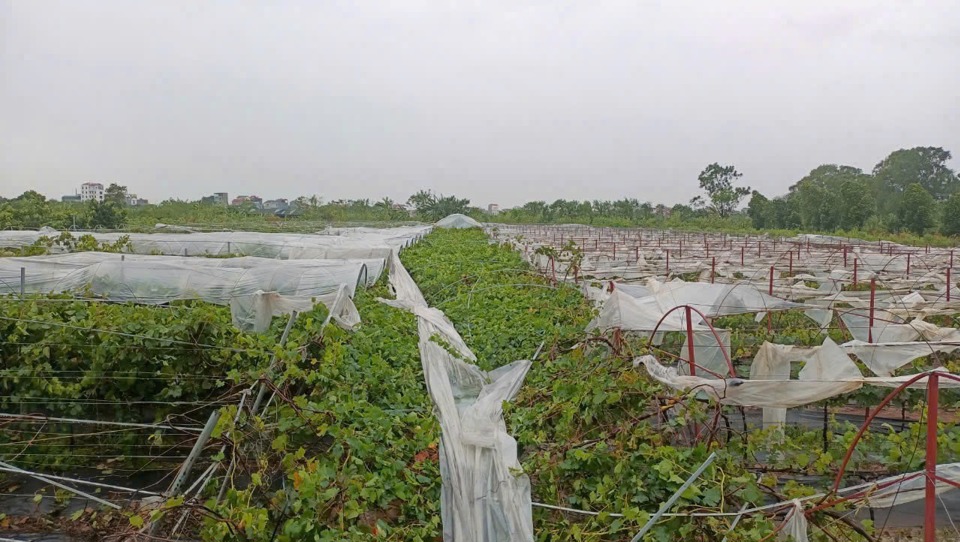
(1, 0), (958, 207)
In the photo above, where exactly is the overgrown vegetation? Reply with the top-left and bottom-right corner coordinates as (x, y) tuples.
(1, 228), (956, 541)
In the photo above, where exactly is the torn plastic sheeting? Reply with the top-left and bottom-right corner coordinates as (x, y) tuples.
(858, 463), (960, 508)
(587, 289), (708, 333)
(637, 354), (862, 409)
(377, 250), (428, 310)
(840, 312), (960, 344)
(780, 500), (809, 542)
(420, 339), (533, 542)
(842, 340), (960, 377)
(380, 252), (534, 542)
(678, 330), (732, 378)
(750, 339), (860, 427)
(230, 285), (360, 333)
(637, 354), (960, 410)
(617, 278), (803, 318)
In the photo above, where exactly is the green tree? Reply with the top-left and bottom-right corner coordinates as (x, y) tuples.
(104, 183), (128, 205)
(89, 201), (127, 229)
(693, 163), (750, 218)
(896, 183), (936, 235)
(746, 191), (770, 228)
(873, 147), (958, 213)
(767, 196), (802, 229)
(406, 190), (470, 221)
(790, 165), (873, 231)
(941, 192), (960, 236)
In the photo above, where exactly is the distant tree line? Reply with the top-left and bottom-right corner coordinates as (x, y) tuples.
(2, 146), (957, 237)
(746, 146), (960, 236)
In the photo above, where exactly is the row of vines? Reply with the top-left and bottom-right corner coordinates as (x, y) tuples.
(2, 228), (957, 540)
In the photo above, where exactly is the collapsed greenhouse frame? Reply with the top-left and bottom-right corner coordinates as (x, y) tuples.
(490, 224), (960, 541)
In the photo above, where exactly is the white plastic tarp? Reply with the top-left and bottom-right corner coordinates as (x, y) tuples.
(436, 214), (482, 229)
(0, 253), (381, 332)
(842, 340), (960, 377)
(0, 227), (431, 259)
(379, 251), (533, 542)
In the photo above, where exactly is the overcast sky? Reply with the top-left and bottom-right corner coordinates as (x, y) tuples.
(2, 1), (958, 207)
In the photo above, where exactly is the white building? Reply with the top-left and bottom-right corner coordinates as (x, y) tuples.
(487, 203), (500, 214)
(80, 182), (104, 203)
(126, 194), (149, 206)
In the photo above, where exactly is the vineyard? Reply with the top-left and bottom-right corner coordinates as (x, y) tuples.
(0, 222), (959, 541)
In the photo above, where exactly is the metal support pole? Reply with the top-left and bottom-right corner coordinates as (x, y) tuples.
(630, 452), (718, 542)
(711, 257), (716, 284)
(0, 461), (120, 510)
(251, 312), (298, 415)
(868, 277), (876, 343)
(789, 251), (793, 276)
(853, 259), (859, 287)
(20, 267), (25, 297)
(768, 266), (774, 296)
(665, 250), (670, 275)
(740, 246), (744, 266)
(721, 502), (752, 542)
(948, 267), (952, 303)
(907, 253), (911, 276)
(844, 248), (848, 267)
(925, 372), (939, 542)
(167, 410), (221, 497)
(145, 410), (221, 537)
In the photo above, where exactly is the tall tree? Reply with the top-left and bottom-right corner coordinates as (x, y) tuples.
(405, 190), (469, 221)
(104, 183), (128, 205)
(693, 163), (750, 218)
(791, 165), (873, 231)
(896, 183), (936, 235)
(873, 147), (959, 213)
(941, 192), (960, 236)
(746, 191), (770, 229)
(89, 200), (126, 229)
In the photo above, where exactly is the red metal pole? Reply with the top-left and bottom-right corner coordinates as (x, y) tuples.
(679, 239), (683, 258)
(685, 305), (696, 376)
(948, 267), (952, 303)
(769, 266), (774, 296)
(711, 257), (716, 284)
(925, 371), (939, 542)
(868, 277), (876, 343)
(740, 246), (744, 266)
(853, 258), (859, 287)
(757, 241), (761, 257)
(789, 250), (793, 276)
(907, 253), (911, 276)
(844, 248), (848, 267)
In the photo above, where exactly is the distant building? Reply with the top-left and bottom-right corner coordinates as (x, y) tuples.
(487, 203), (500, 214)
(263, 198), (289, 211)
(231, 195), (263, 209)
(213, 192), (229, 205)
(80, 182), (104, 203)
(61, 194), (82, 203)
(126, 194), (149, 206)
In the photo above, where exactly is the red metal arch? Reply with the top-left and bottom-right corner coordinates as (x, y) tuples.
(647, 304), (736, 378)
